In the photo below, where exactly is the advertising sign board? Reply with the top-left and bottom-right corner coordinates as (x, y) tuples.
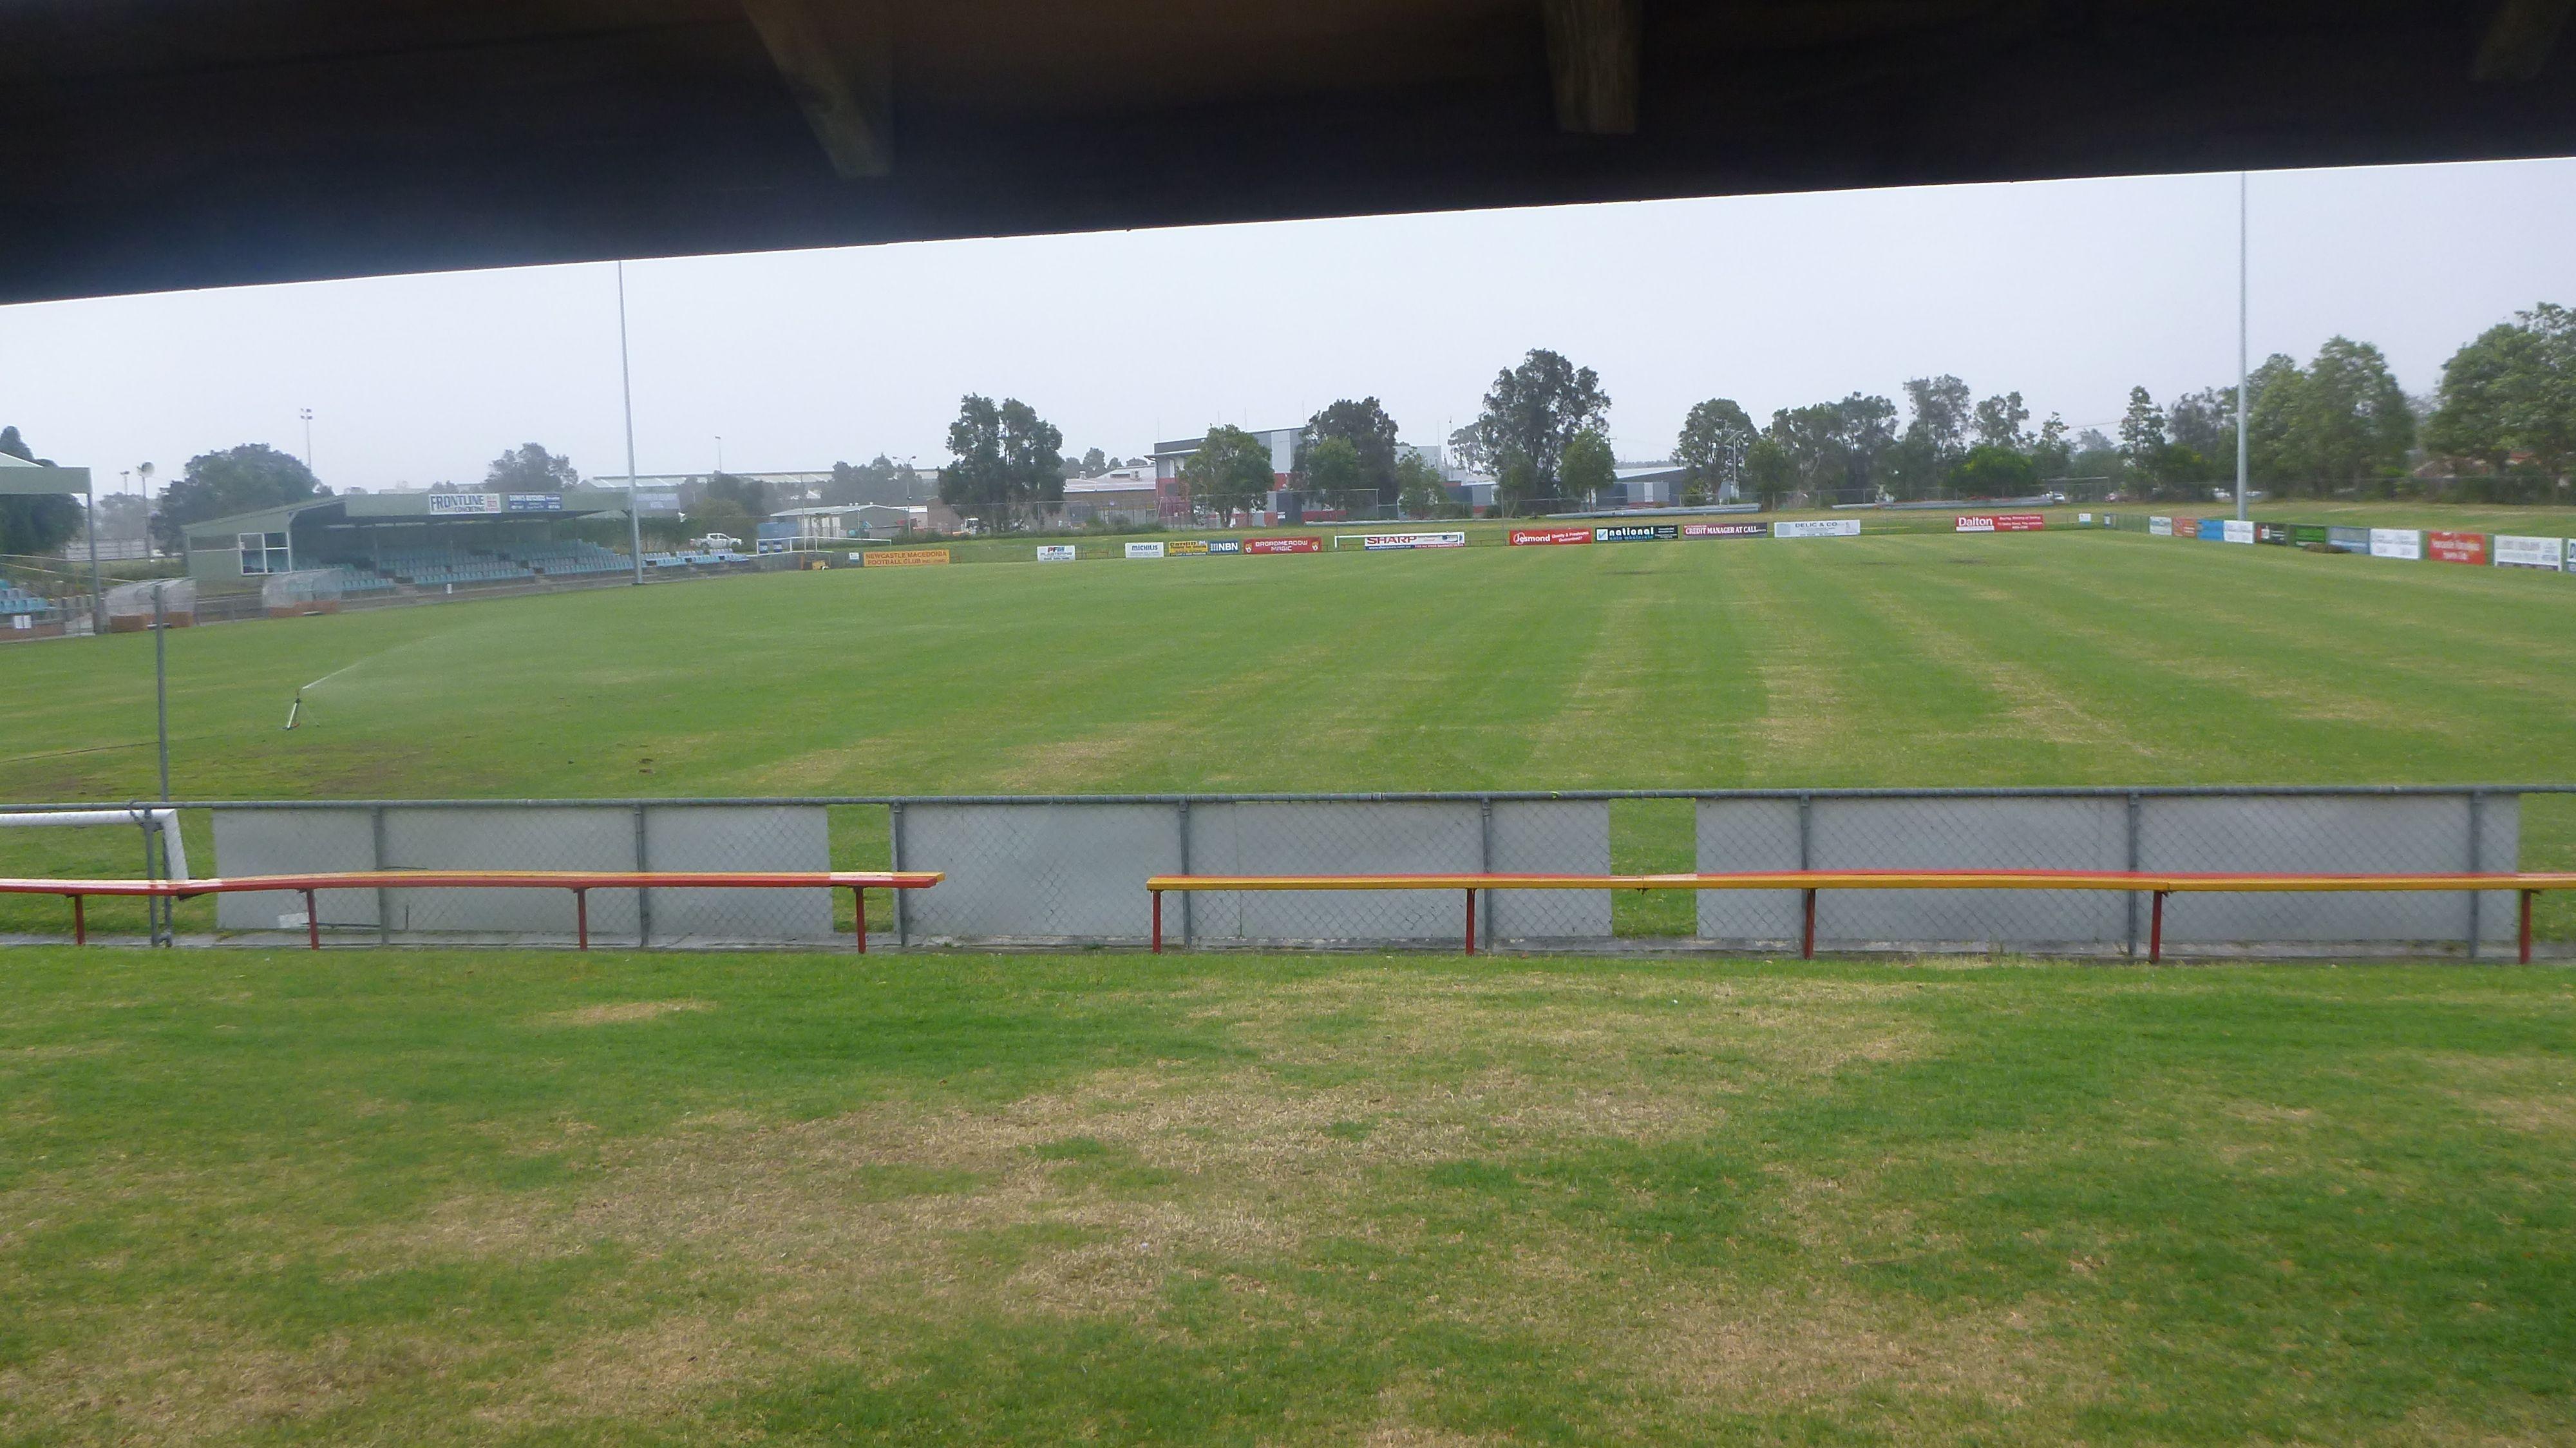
(2425, 531), (2488, 565)
(755, 537), (791, 555)
(1124, 541), (1166, 559)
(2255, 523), (2292, 545)
(426, 492), (502, 515)
(1510, 528), (1591, 546)
(2492, 535), (2563, 571)
(1166, 540), (1211, 555)
(1595, 524), (1679, 542)
(2368, 528), (2423, 560)
(1204, 539), (1243, 554)
(2220, 519), (2255, 544)
(1772, 519), (1861, 538)
(1954, 513), (2045, 533)
(2148, 516), (2174, 537)
(2291, 524), (2329, 546)
(1681, 521), (1766, 538)
(2327, 526), (2369, 553)
(504, 493), (564, 512)
(1358, 532), (1466, 550)
(1243, 537), (1321, 554)
(2193, 519), (2224, 540)
(862, 548), (950, 567)
(1035, 544), (1078, 562)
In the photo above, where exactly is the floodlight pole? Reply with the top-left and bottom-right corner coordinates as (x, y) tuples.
(618, 261), (645, 586)
(2235, 172), (2249, 524)
(151, 582), (171, 799)
(84, 488), (104, 635)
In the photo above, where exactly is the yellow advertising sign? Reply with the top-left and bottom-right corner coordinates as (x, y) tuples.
(863, 548), (952, 567)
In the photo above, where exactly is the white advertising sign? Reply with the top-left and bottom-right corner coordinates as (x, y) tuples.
(1359, 532), (1466, 550)
(1124, 541), (1166, 559)
(2221, 519), (2255, 544)
(2368, 528), (2422, 560)
(2148, 516), (2174, 537)
(2493, 535), (2564, 571)
(426, 492), (503, 515)
(1036, 544), (1078, 562)
(2078, 512), (2092, 524)
(1772, 519), (1861, 538)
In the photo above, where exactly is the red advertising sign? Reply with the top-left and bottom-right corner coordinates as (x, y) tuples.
(2170, 518), (2201, 538)
(1242, 536), (1321, 554)
(1509, 527), (1593, 546)
(2426, 530), (2488, 565)
(1955, 513), (2045, 533)
(1681, 522), (1766, 538)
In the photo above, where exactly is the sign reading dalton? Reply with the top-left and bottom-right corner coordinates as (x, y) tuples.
(426, 491), (502, 515)
(1509, 527), (1592, 546)
(1360, 532), (1465, 550)
(1772, 519), (1861, 538)
(1681, 521), (1765, 538)
(1595, 524), (1679, 542)
(1954, 513), (2044, 533)
(1243, 536), (1320, 554)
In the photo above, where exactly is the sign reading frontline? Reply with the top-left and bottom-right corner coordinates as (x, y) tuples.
(1354, 531), (1466, 550)
(2494, 535), (2564, 570)
(426, 492), (503, 515)
(1954, 513), (2044, 533)
(1243, 536), (1321, 554)
(1594, 524), (1679, 542)
(1124, 541), (1166, 559)
(2426, 531), (2488, 565)
(1681, 521), (1766, 538)
(2369, 528), (2423, 560)
(863, 548), (951, 567)
(1772, 519), (1861, 538)
(1035, 544), (1078, 562)
(1509, 527), (1592, 546)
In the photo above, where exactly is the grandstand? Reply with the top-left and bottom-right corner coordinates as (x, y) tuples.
(178, 488), (639, 594)
(0, 579), (62, 636)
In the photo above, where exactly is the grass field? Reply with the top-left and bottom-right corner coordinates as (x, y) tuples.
(2, 946), (2570, 1444)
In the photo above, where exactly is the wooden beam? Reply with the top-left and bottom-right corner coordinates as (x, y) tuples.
(1540, 0), (1641, 135)
(2474, 0), (2573, 81)
(739, 0), (891, 178)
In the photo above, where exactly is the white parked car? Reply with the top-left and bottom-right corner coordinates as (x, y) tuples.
(691, 532), (742, 552)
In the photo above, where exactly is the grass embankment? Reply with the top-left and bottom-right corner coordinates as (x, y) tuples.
(1, 947), (2569, 1445)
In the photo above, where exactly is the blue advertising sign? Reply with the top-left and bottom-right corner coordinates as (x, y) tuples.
(505, 493), (564, 512)
(1204, 539), (1244, 554)
(2196, 518), (2226, 540)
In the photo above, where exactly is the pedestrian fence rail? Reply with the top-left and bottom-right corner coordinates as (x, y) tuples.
(0, 786), (2567, 958)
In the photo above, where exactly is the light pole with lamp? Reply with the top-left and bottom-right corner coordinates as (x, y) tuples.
(299, 407), (315, 479)
(617, 260), (646, 585)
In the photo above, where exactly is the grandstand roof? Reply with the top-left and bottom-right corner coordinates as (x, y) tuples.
(0, 453), (91, 496)
(178, 489), (631, 543)
(11, 1), (2570, 303)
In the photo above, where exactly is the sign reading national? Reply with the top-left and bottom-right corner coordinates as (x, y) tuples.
(1509, 528), (1591, 546)
(1594, 524), (1679, 542)
(1954, 513), (2044, 533)
(1772, 519), (1861, 538)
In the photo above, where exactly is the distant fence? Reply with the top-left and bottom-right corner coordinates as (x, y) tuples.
(1, 786), (2565, 958)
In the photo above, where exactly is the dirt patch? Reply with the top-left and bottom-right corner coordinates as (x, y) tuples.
(538, 1000), (715, 1027)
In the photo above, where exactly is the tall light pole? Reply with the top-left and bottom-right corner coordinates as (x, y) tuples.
(714, 435), (724, 474)
(2235, 173), (2250, 523)
(299, 407), (315, 479)
(618, 260), (645, 586)
(136, 461), (155, 558)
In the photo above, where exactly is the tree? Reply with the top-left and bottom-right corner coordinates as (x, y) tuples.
(938, 395), (1064, 531)
(1182, 425), (1280, 522)
(1455, 349), (1610, 505)
(2425, 303), (2575, 484)
(1561, 427), (1615, 508)
(1301, 398), (1402, 505)
(2249, 339), (2413, 495)
(1949, 444), (2038, 498)
(1394, 450), (1450, 517)
(2117, 386), (2166, 482)
(151, 443), (325, 552)
(1300, 435), (1367, 509)
(1891, 375), (1972, 499)
(483, 443), (578, 492)
(1674, 398), (1755, 503)
(0, 426), (82, 557)
(2033, 414), (2072, 478)
(1972, 392), (2031, 452)
(1743, 436), (1794, 511)
(1494, 454), (1544, 517)
(2164, 387), (2236, 467)
(1081, 446), (1108, 476)
(828, 455), (916, 506)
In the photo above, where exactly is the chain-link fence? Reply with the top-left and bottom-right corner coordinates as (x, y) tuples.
(2, 786), (2566, 956)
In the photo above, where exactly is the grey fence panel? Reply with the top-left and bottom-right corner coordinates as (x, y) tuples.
(212, 808), (378, 931)
(641, 805), (833, 944)
(1488, 799), (1611, 942)
(1809, 796), (2130, 949)
(1190, 801), (1482, 944)
(901, 801), (1179, 943)
(2143, 793), (2519, 948)
(380, 806), (635, 940)
(1694, 798), (1803, 944)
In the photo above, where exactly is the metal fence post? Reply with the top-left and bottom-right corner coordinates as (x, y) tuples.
(2125, 791), (2142, 959)
(632, 804), (653, 948)
(138, 814), (163, 947)
(889, 803), (907, 948)
(372, 805), (391, 946)
(2466, 790), (2483, 960)
(1478, 795), (1495, 948)
(1177, 799), (1192, 948)
(1797, 793), (1813, 956)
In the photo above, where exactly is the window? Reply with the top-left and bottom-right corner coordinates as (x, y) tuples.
(237, 531), (291, 575)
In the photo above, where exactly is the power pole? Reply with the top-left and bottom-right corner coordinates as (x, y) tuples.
(300, 407), (316, 479)
(2235, 173), (2250, 523)
(618, 261), (646, 586)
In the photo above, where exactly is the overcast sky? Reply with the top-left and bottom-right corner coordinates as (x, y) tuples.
(5, 157), (2573, 495)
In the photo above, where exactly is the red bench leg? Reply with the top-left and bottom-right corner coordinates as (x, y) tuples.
(1151, 890), (1162, 955)
(2522, 890), (2534, 965)
(303, 890), (319, 951)
(1801, 888), (1816, 960)
(70, 894), (84, 946)
(1464, 889), (1475, 957)
(855, 887), (867, 955)
(2150, 891), (2165, 964)
(575, 888), (589, 951)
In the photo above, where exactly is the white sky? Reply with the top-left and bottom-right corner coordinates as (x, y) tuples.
(5, 157), (2573, 495)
